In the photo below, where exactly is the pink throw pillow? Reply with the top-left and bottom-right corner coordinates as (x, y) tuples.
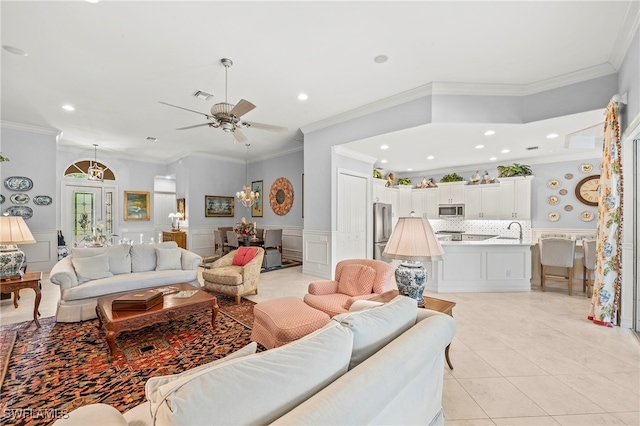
(232, 247), (259, 266)
(337, 264), (376, 296)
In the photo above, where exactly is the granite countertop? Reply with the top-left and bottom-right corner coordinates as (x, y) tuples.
(440, 237), (532, 246)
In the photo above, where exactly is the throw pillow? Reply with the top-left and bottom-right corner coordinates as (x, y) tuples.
(155, 247), (182, 271)
(232, 247), (258, 266)
(71, 253), (113, 284)
(337, 264), (376, 296)
(131, 242), (178, 272)
(106, 245), (132, 275)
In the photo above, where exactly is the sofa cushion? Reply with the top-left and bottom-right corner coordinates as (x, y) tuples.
(232, 247), (258, 266)
(333, 295), (417, 370)
(146, 342), (257, 411)
(71, 253), (113, 284)
(152, 322), (353, 425)
(155, 247), (182, 271)
(202, 266), (244, 286)
(131, 242), (178, 272)
(337, 264), (376, 296)
(106, 245), (132, 275)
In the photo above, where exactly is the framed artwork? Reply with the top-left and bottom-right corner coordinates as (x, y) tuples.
(177, 198), (186, 220)
(205, 195), (234, 217)
(124, 191), (150, 221)
(269, 177), (294, 216)
(251, 181), (263, 217)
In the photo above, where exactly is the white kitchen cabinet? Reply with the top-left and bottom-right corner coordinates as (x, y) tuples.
(411, 188), (439, 219)
(464, 185), (501, 219)
(499, 177), (532, 219)
(372, 179), (387, 203)
(438, 182), (465, 204)
(396, 186), (413, 218)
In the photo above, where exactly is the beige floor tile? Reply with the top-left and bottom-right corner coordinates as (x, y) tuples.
(443, 379), (489, 420)
(604, 371), (640, 395)
(493, 416), (560, 425)
(552, 413), (627, 425)
(475, 349), (549, 377)
(0, 273), (58, 325)
(449, 351), (502, 379)
(610, 411), (640, 425)
(508, 376), (606, 416)
(447, 419), (496, 426)
(458, 377), (547, 418)
(552, 344), (640, 374)
(556, 374), (640, 413)
(514, 347), (591, 375)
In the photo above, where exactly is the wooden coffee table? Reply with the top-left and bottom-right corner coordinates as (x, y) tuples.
(370, 290), (456, 369)
(95, 283), (218, 361)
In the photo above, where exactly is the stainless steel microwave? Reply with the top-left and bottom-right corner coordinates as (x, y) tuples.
(438, 204), (465, 218)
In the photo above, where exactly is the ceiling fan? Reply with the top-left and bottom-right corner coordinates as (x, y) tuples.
(160, 58), (287, 144)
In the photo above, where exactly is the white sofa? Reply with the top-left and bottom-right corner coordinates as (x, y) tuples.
(55, 295), (457, 425)
(49, 242), (202, 322)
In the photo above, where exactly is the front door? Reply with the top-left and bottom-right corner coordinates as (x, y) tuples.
(61, 182), (117, 247)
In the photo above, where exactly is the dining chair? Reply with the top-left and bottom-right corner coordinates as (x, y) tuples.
(213, 230), (229, 255)
(226, 231), (240, 251)
(539, 237), (576, 295)
(262, 229), (283, 269)
(582, 239), (597, 298)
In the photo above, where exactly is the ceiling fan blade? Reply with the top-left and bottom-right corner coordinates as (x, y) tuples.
(176, 123), (212, 130)
(233, 128), (248, 144)
(159, 101), (210, 117)
(244, 121), (288, 132)
(229, 99), (256, 118)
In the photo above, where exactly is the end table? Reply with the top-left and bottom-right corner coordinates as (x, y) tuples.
(0, 272), (42, 327)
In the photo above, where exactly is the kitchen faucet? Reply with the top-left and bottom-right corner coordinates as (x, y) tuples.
(508, 221), (523, 241)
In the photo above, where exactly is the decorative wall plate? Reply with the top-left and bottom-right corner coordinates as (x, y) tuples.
(580, 163), (594, 173)
(559, 189), (568, 195)
(6, 205), (33, 219)
(0, 195), (4, 204)
(4, 176), (33, 191)
(580, 211), (595, 222)
(33, 195), (53, 206)
(547, 179), (560, 189)
(10, 193), (29, 204)
(564, 205), (573, 211)
(547, 195), (559, 205)
(547, 212), (560, 222)
(564, 173), (574, 180)
(269, 177), (294, 216)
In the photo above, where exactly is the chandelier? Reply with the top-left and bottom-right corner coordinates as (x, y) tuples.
(236, 144), (259, 207)
(87, 144), (104, 181)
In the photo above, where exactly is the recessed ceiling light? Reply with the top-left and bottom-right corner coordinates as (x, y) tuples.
(484, 130), (495, 136)
(297, 93), (308, 101)
(501, 149), (510, 153)
(407, 168), (413, 171)
(489, 157), (497, 161)
(62, 105), (75, 111)
(546, 133), (559, 139)
(475, 144), (484, 149)
(2, 45), (28, 56)
(374, 55), (388, 64)
(380, 145), (389, 150)
(427, 155), (434, 160)
(85, 0), (99, 3)
(165, 175), (172, 179)
(380, 159), (388, 164)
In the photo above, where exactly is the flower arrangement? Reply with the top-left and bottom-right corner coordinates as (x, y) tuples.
(234, 217), (256, 238)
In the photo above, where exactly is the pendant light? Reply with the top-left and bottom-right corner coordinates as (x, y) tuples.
(88, 144), (104, 181)
(236, 144), (259, 207)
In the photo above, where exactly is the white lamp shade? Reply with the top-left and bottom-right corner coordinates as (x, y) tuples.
(0, 215), (36, 244)
(383, 217), (444, 262)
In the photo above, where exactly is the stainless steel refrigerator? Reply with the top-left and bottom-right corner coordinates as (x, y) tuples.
(373, 202), (393, 260)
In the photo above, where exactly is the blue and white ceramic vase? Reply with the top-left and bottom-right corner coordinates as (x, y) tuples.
(395, 261), (427, 305)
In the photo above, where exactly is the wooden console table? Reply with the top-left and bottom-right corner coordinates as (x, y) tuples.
(0, 272), (42, 328)
(162, 230), (186, 249)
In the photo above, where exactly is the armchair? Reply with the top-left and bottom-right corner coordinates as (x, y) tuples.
(202, 247), (264, 304)
(303, 259), (395, 317)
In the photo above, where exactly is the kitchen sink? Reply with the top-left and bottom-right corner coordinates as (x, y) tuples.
(461, 234), (497, 241)
(496, 237), (519, 240)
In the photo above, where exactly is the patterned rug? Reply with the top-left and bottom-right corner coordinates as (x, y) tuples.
(0, 331), (16, 390)
(0, 295), (259, 426)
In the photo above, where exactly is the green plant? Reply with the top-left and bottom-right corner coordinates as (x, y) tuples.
(373, 169), (382, 179)
(397, 177), (411, 185)
(0, 153), (9, 162)
(496, 163), (532, 177)
(440, 173), (464, 182)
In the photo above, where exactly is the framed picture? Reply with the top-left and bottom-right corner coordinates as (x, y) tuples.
(124, 191), (150, 221)
(251, 180), (263, 217)
(205, 195), (235, 218)
(177, 198), (186, 220)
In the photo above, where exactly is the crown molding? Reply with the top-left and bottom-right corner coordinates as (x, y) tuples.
(1, 120), (61, 136)
(609, 0), (640, 69)
(333, 145), (377, 165)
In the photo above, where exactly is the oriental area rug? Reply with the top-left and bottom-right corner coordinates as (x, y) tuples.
(0, 295), (259, 426)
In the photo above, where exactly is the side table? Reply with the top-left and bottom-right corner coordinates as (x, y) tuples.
(0, 272), (42, 328)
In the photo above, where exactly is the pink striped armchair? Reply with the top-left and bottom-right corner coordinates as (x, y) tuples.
(303, 259), (395, 317)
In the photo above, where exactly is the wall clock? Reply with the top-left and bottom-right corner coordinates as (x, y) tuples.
(575, 175), (599, 206)
(269, 177), (294, 216)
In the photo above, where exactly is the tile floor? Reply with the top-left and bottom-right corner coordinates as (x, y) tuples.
(1, 268), (639, 425)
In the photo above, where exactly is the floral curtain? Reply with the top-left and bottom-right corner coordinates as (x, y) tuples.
(588, 101), (623, 327)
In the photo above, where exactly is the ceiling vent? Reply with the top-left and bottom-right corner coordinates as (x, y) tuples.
(564, 122), (604, 149)
(192, 90), (213, 100)
(526, 146), (539, 151)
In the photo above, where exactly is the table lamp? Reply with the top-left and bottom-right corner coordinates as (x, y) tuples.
(0, 214), (36, 280)
(382, 215), (444, 306)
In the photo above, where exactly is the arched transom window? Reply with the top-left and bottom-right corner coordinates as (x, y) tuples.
(64, 160), (115, 180)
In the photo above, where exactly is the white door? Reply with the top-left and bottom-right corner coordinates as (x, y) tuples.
(336, 171), (368, 260)
(61, 182), (117, 247)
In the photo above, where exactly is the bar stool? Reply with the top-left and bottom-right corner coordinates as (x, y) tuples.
(582, 239), (597, 297)
(539, 238), (576, 295)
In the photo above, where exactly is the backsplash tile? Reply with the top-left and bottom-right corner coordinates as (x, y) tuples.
(430, 219), (532, 239)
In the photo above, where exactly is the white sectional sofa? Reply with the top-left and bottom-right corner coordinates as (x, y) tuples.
(55, 295), (457, 425)
(49, 242), (202, 322)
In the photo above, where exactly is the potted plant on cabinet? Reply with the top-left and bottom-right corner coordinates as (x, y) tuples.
(496, 163), (532, 178)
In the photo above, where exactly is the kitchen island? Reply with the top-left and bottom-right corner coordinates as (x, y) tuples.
(424, 237), (532, 293)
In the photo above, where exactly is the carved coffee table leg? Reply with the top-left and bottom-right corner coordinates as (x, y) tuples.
(210, 299), (219, 330)
(105, 330), (117, 361)
(33, 283), (41, 328)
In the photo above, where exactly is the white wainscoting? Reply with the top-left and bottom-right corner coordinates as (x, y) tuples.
(187, 227), (215, 256)
(302, 229), (333, 279)
(21, 229), (58, 272)
(281, 226), (302, 262)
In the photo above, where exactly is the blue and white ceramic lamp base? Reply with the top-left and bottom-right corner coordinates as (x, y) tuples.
(395, 261), (427, 307)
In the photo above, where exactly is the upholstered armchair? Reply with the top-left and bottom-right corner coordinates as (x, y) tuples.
(202, 247), (265, 304)
(303, 259), (395, 317)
